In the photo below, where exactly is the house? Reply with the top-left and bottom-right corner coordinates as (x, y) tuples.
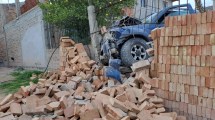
(0, 0), (60, 69)
(0, 4), (17, 67)
(134, 0), (178, 19)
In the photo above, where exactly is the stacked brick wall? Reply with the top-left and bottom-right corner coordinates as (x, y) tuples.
(150, 11), (215, 120)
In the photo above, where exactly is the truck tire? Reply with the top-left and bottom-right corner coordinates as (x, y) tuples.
(120, 38), (150, 66)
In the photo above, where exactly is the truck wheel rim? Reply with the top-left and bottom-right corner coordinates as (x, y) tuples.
(131, 45), (146, 60)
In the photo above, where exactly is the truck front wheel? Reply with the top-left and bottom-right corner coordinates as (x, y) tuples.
(120, 38), (150, 66)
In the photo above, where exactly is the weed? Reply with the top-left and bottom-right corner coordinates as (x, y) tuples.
(0, 70), (42, 94)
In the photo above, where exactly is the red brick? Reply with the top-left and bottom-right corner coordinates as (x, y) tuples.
(206, 108), (212, 119)
(198, 96), (203, 106)
(190, 35), (195, 45)
(177, 16), (182, 26)
(208, 88), (214, 98)
(205, 77), (211, 88)
(79, 109), (100, 120)
(203, 98), (207, 107)
(205, 35), (210, 45)
(165, 27), (173, 37)
(211, 34), (215, 45)
(199, 67), (210, 77)
(210, 56), (215, 67)
(64, 106), (75, 118)
(160, 28), (165, 37)
(199, 35), (205, 45)
(201, 77), (206, 87)
(210, 77), (215, 88)
(169, 16), (173, 27)
(191, 46), (197, 56)
(201, 24), (207, 34)
(195, 56), (201, 66)
(197, 24), (202, 34)
(181, 15), (187, 26)
(196, 76), (201, 86)
(173, 16), (178, 26)
(186, 26), (192, 35)
(211, 22), (215, 33)
(196, 13), (202, 24)
(201, 107), (206, 117)
(181, 26), (187, 36)
(207, 98), (213, 108)
(188, 100), (193, 112)
(207, 10), (213, 23)
(173, 26), (179, 36)
(192, 105), (197, 115)
(164, 37), (169, 46)
(210, 68), (215, 77)
(164, 16), (170, 27)
(191, 24), (197, 35)
(191, 14), (197, 25)
(205, 56), (211, 67)
(203, 88), (209, 98)
(187, 46), (192, 56)
(211, 109), (215, 120)
(197, 106), (202, 116)
(212, 11), (215, 22)
(201, 12), (207, 23)
(194, 35), (200, 45)
(200, 56), (206, 67)
(207, 46), (212, 56)
(168, 37), (173, 46)
(201, 46), (207, 55)
(196, 46), (202, 56)
(198, 87), (203, 97)
(206, 23), (212, 34)
(184, 36), (190, 45)
(10, 103), (22, 115)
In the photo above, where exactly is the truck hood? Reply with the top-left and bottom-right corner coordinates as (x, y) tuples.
(109, 24), (151, 39)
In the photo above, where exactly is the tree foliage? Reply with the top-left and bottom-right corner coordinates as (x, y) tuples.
(39, 0), (135, 29)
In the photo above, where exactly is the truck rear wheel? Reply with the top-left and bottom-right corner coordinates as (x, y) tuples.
(120, 38), (150, 66)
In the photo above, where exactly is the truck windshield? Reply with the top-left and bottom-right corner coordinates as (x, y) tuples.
(142, 13), (158, 24)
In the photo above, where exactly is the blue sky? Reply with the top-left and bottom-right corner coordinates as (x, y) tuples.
(0, 0), (213, 7)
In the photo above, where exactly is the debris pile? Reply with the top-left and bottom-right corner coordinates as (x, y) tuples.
(0, 37), (185, 120)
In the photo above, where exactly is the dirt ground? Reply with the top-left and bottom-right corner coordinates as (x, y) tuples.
(0, 67), (15, 100)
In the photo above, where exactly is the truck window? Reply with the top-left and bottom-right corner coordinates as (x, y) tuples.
(158, 6), (190, 24)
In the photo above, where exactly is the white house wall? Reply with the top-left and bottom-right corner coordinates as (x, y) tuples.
(4, 6), (47, 68)
(134, 0), (173, 20)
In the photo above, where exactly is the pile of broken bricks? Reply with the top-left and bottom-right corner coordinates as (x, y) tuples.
(0, 37), (186, 120)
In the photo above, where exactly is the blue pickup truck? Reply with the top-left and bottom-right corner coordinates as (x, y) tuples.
(100, 4), (195, 66)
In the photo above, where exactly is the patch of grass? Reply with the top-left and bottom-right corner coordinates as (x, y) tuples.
(0, 70), (42, 94)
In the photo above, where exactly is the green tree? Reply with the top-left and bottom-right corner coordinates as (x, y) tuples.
(39, 0), (134, 43)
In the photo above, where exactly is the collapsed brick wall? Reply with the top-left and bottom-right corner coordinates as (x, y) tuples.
(150, 11), (215, 120)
